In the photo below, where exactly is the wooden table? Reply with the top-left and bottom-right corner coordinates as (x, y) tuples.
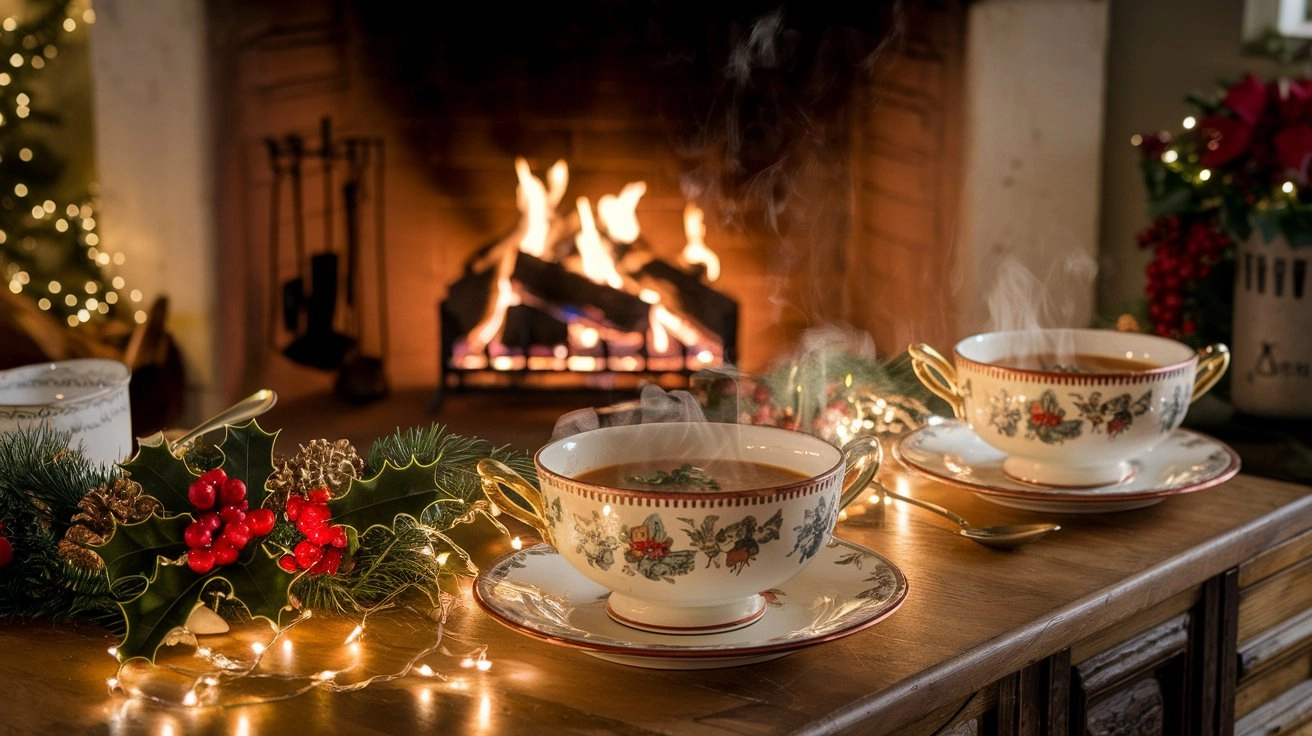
(3, 467), (1311, 735)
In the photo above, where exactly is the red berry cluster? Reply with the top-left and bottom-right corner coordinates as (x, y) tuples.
(277, 487), (348, 576)
(184, 468), (276, 575)
(1135, 213), (1233, 341)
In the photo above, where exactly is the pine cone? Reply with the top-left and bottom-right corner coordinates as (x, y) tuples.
(267, 439), (363, 507)
(58, 478), (162, 569)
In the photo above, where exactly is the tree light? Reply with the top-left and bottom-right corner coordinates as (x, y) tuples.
(1182, 116), (1197, 129)
(1282, 181), (1296, 194)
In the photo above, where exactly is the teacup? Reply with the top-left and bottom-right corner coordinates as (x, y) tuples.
(0, 358), (133, 467)
(908, 328), (1229, 487)
(477, 421), (881, 635)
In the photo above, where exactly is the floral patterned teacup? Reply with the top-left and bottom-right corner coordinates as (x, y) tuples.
(909, 328), (1229, 487)
(477, 422), (881, 635)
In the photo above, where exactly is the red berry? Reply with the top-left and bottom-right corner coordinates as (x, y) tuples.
(312, 548), (343, 576)
(199, 511), (223, 531)
(285, 495), (305, 521)
(220, 478), (247, 505)
(299, 503), (330, 529)
(0, 536), (12, 568)
(247, 508), (276, 537)
(199, 468), (227, 487)
(184, 521), (212, 549)
(220, 521), (251, 549)
(330, 526), (348, 548)
(188, 479), (217, 510)
(220, 506), (247, 525)
(187, 548), (216, 575)
(308, 487), (332, 504)
(306, 524), (335, 546)
(294, 540), (322, 569)
(278, 553), (298, 573)
(212, 541), (240, 566)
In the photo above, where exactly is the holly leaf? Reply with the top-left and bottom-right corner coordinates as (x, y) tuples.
(331, 458), (455, 534)
(112, 546), (290, 663)
(91, 514), (191, 595)
(215, 420), (279, 500)
(119, 439), (197, 512)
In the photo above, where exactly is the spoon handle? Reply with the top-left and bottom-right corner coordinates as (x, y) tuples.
(873, 480), (972, 530)
(170, 389), (278, 451)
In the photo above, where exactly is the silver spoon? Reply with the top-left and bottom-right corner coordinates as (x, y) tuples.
(872, 480), (1060, 550)
(169, 389), (278, 452)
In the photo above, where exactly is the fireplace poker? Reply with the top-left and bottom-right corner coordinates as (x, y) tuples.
(282, 133), (307, 334)
(263, 137), (283, 347)
(335, 136), (389, 404)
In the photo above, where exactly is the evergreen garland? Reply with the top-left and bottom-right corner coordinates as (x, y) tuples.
(0, 420), (535, 648)
(0, 424), (122, 622)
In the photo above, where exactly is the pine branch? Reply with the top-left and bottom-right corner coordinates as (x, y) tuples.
(0, 425), (123, 621)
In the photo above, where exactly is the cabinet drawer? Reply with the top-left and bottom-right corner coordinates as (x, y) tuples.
(1238, 556), (1312, 645)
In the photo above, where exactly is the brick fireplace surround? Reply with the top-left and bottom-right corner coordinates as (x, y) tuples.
(88, 0), (1107, 421)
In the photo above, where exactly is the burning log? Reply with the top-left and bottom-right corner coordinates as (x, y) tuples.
(632, 258), (738, 364)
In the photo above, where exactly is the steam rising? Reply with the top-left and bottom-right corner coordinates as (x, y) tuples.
(672, 3), (907, 324)
(985, 255), (1099, 360)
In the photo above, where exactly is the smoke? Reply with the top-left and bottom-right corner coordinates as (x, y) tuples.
(666, 3), (907, 328)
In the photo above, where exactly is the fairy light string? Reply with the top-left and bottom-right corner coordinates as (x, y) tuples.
(105, 554), (496, 710)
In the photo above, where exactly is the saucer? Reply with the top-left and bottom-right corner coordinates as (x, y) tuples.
(473, 538), (907, 670)
(893, 420), (1241, 513)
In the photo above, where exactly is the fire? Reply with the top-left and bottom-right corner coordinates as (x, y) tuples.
(446, 159), (733, 379)
(679, 202), (720, 282)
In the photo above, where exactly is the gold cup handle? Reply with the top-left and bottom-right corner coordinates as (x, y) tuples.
(907, 342), (964, 419)
(1191, 343), (1231, 403)
(839, 435), (884, 510)
(477, 458), (555, 545)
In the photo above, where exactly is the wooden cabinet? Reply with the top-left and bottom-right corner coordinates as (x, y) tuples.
(919, 530), (1312, 735)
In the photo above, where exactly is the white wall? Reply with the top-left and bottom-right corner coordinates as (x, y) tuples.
(957, 0), (1109, 336)
(86, 0), (219, 420)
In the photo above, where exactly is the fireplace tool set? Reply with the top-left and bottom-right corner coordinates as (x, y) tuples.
(264, 118), (389, 404)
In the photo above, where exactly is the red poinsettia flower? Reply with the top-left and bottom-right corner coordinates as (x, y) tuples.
(1224, 73), (1269, 125)
(1276, 78), (1312, 126)
(1199, 115), (1255, 168)
(1276, 124), (1312, 184)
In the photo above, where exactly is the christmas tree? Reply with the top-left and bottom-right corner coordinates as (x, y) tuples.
(0, 0), (134, 356)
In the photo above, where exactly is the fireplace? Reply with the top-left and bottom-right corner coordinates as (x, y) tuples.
(88, 0), (1109, 417)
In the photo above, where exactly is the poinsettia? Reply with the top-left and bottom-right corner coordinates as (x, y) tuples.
(1132, 70), (1312, 348)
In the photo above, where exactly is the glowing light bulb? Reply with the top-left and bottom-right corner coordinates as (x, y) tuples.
(416, 664), (434, 677)
(1183, 115), (1196, 129)
(1283, 181), (1296, 194)
(1162, 150), (1179, 164)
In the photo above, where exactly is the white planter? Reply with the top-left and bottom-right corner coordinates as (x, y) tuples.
(1230, 235), (1312, 418)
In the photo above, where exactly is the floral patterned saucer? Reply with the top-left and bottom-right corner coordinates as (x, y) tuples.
(473, 538), (907, 669)
(893, 420), (1241, 513)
